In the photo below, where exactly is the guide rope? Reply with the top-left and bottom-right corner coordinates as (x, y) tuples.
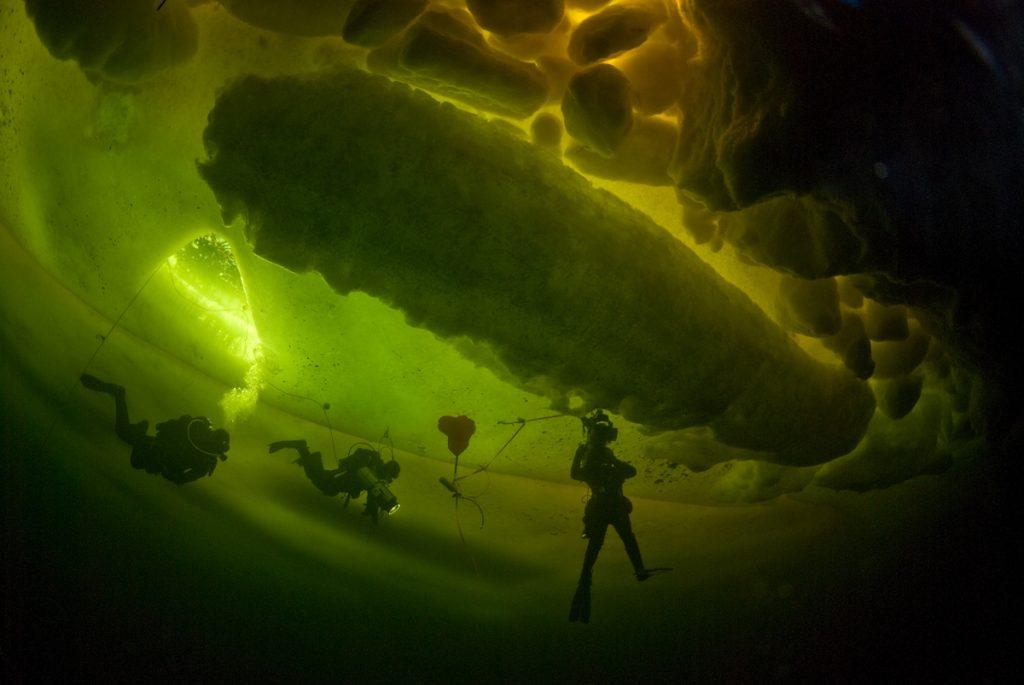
(441, 413), (571, 577)
(263, 379), (338, 461)
(41, 262), (166, 453)
(453, 414), (565, 485)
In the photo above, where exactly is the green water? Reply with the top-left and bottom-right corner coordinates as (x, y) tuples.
(0, 2), (1010, 680)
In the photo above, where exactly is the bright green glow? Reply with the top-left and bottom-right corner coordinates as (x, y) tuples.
(0, 3), (995, 678)
(0, 1), (965, 505)
(166, 235), (261, 363)
(167, 234), (266, 425)
(220, 350), (268, 425)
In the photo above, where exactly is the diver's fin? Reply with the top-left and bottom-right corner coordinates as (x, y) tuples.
(635, 567), (673, 581)
(569, 581), (591, 623)
(80, 374), (122, 395)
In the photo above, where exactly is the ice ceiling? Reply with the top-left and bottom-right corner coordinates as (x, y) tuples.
(1, 0), (1018, 679)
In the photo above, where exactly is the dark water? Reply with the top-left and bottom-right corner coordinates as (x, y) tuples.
(1, 2), (1017, 681)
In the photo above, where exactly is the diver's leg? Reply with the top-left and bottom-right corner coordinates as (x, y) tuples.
(579, 501), (609, 578)
(110, 387), (150, 445)
(268, 439), (310, 457)
(580, 522), (608, 580)
(569, 517), (608, 623)
(80, 373), (122, 395)
(612, 514), (650, 580)
(80, 375), (146, 445)
(295, 451), (342, 496)
(295, 449), (324, 476)
(111, 386), (131, 441)
(362, 493), (381, 524)
(569, 578), (592, 624)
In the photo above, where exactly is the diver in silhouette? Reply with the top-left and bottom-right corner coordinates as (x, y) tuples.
(269, 439), (401, 523)
(569, 410), (665, 623)
(80, 374), (229, 484)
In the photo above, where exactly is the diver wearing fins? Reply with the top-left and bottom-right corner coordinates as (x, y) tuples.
(569, 410), (666, 623)
(80, 373), (229, 485)
(269, 438), (401, 523)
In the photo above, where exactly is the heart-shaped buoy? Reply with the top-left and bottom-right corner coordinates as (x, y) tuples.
(437, 415), (476, 457)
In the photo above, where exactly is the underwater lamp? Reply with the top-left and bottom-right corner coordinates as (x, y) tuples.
(356, 466), (400, 515)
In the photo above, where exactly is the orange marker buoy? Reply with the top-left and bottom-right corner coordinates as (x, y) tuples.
(437, 415), (476, 457)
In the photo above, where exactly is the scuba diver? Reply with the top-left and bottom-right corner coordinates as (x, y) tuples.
(79, 374), (229, 485)
(269, 438), (401, 523)
(569, 410), (665, 623)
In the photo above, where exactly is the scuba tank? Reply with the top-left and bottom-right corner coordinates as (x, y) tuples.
(356, 466), (400, 514)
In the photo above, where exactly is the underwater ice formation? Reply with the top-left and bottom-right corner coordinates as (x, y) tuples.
(822, 311), (875, 380)
(615, 40), (688, 116)
(567, 0), (667, 65)
(341, 0), (428, 48)
(217, 0), (357, 37)
(561, 63), (634, 155)
(0, 0), (1007, 679)
(367, 8), (549, 118)
(24, 0), (198, 85)
(863, 300), (909, 342)
(199, 68), (875, 465)
(871, 321), (931, 379)
(671, 0), (1024, 441)
(530, 112), (563, 149)
(466, 0), (565, 37)
(0, 2), (1014, 678)
(565, 115), (677, 186)
(774, 275), (842, 339)
(814, 389), (952, 492)
(875, 375), (924, 421)
(712, 196), (869, 280)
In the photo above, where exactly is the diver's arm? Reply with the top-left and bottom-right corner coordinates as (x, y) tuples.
(164, 466), (204, 485)
(178, 469), (204, 484)
(163, 469), (186, 485)
(363, 492), (381, 524)
(615, 457), (637, 480)
(177, 458), (216, 483)
(570, 445), (587, 481)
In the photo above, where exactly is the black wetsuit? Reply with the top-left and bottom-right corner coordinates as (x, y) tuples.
(122, 415), (219, 485)
(296, 447), (391, 520)
(81, 374), (223, 484)
(571, 442), (646, 579)
(106, 388), (218, 484)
